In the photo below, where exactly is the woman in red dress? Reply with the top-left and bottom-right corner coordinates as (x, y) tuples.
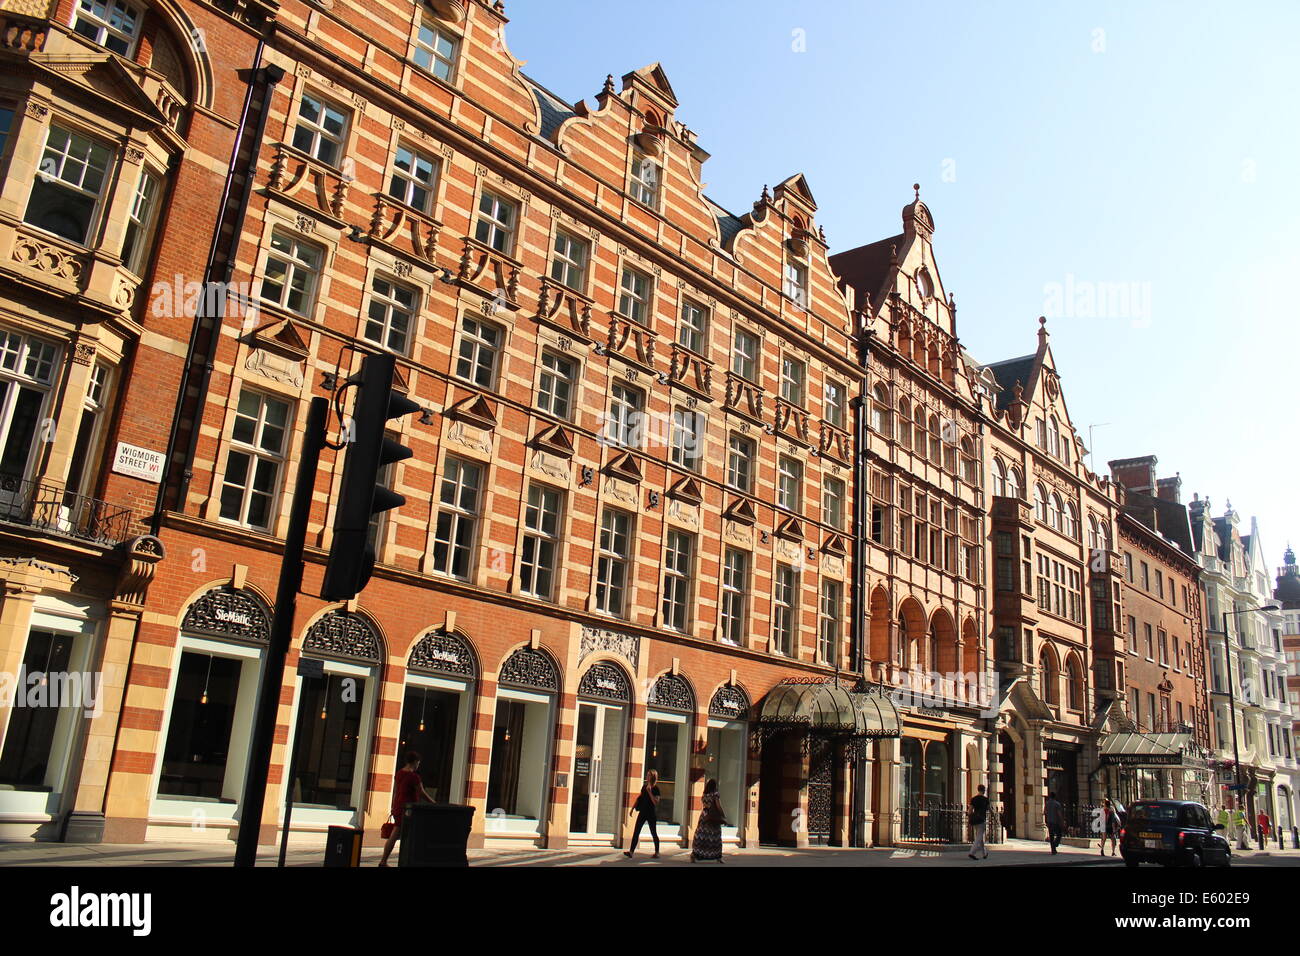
(379, 751), (434, 866)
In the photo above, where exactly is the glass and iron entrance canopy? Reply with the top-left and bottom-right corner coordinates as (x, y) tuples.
(1099, 732), (1204, 769)
(757, 679), (901, 738)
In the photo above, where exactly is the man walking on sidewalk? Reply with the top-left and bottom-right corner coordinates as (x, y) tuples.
(1044, 792), (1065, 855)
(969, 785), (990, 860)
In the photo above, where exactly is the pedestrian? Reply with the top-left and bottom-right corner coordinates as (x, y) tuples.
(690, 778), (727, 863)
(624, 769), (661, 859)
(1231, 806), (1249, 850)
(1257, 811), (1271, 846)
(968, 784), (990, 860)
(1215, 805), (1231, 837)
(379, 750), (434, 866)
(1099, 797), (1120, 856)
(1044, 791), (1065, 855)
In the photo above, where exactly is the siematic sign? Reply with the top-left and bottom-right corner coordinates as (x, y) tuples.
(111, 442), (165, 483)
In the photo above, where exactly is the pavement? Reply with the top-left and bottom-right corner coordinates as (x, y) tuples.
(1, 837), (1297, 867)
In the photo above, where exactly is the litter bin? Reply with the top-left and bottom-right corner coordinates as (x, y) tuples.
(324, 826), (363, 867)
(397, 803), (476, 867)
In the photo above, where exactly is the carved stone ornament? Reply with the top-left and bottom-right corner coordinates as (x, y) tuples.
(709, 683), (751, 721)
(408, 629), (477, 678)
(578, 661), (632, 703)
(181, 587), (271, 644)
(498, 646), (559, 691)
(579, 625), (641, 671)
(304, 610), (382, 664)
(648, 673), (694, 713)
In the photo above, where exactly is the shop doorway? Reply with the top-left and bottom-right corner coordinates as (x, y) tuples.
(999, 730), (1017, 839)
(568, 701), (626, 839)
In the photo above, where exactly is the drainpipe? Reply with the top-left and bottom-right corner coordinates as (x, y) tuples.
(150, 43), (283, 534)
(849, 315), (873, 847)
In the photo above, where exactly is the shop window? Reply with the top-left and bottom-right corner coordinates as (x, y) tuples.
(397, 685), (462, 803)
(644, 717), (686, 824)
(0, 630), (74, 792)
(290, 672), (367, 810)
(157, 652), (246, 800)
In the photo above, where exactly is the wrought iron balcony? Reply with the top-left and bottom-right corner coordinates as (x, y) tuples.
(0, 476), (134, 547)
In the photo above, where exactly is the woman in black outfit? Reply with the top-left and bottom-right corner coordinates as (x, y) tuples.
(625, 770), (661, 859)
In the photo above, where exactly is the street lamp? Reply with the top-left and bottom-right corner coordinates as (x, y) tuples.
(1212, 603), (1279, 848)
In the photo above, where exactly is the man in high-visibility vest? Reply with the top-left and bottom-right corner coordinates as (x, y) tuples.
(1216, 806), (1232, 836)
(1232, 807), (1249, 850)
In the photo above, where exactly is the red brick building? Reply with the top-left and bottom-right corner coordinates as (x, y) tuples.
(1, 0), (893, 849)
(1108, 457), (1211, 804)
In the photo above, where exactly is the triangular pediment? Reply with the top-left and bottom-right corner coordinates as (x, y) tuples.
(247, 317), (308, 359)
(723, 497), (757, 526)
(605, 452), (643, 484)
(531, 424), (575, 459)
(821, 533), (848, 557)
(667, 474), (703, 505)
(446, 392), (497, 430)
(774, 173), (817, 211)
(775, 515), (804, 541)
(31, 56), (169, 126)
(624, 62), (679, 109)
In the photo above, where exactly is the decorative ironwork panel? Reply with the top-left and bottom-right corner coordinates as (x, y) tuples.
(578, 625), (640, 671)
(709, 683), (751, 721)
(807, 738), (834, 843)
(498, 646), (558, 691)
(304, 610), (382, 664)
(181, 588), (270, 644)
(577, 661), (630, 703)
(408, 630), (476, 678)
(648, 673), (694, 713)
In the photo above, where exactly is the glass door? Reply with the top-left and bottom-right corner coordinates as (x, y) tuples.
(568, 701), (625, 839)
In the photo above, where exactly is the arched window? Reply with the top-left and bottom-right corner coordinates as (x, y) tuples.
(897, 398), (911, 449)
(1098, 520), (1111, 552)
(960, 437), (978, 485)
(1034, 484), (1047, 523)
(1007, 467), (1022, 500)
(871, 384), (891, 437)
(1040, 645), (1059, 705)
(1048, 416), (1060, 458)
(928, 414), (942, 463)
(992, 459), (1007, 497)
(1066, 655), (1085, 710)
(1048, 494), (1062, 531)
(912, 404), (926, 453)
(1065, 503), (1079, 540)
(1088, 515), (1099, 550)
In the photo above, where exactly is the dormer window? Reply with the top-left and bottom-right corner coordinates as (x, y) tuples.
(25, 124), (113, 246)
(783, 260), (809, 308)
(414, 20), (460, 82)
(72, 0), (141, 57)
(630, 154), (660, 207)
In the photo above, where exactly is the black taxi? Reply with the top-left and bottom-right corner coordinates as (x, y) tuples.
(1119, 799), (1231, 867)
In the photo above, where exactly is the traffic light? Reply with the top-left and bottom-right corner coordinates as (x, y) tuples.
(322, 353), (421, 601)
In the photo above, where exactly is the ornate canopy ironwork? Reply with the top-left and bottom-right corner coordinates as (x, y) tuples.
(180, 587), (270, 644)
(647, 673), (694, 713)
(303, 610), (382, 664)
(756, 679), (901, 739)
(708, 683), (751, 721)
(577, 661), (631, 703)
(408, 629), (477, 678)
(498, 646), (559, 691)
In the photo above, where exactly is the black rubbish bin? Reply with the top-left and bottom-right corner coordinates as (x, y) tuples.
(324, 826), (363, 867)
(397, 803), (476, 867)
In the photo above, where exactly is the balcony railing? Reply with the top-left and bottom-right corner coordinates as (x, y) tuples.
(0, 476), (134, 547)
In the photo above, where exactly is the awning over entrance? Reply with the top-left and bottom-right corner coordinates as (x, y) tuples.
(756, 680), (901, 738)
(852, 689), (902, 738)
(1099, 732), (1205, 769)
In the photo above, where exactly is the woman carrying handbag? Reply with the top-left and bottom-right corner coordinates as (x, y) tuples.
(379, 751), (434, 867)
(690, 778), (726, 863)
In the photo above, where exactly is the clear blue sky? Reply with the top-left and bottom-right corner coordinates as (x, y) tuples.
(507, 0), (1300, 567)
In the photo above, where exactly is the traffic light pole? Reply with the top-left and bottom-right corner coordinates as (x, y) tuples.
(234, 397), (329, 867)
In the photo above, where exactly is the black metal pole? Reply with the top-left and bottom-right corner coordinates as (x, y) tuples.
(277, 692), (307, 868)
(234, 397), (328, 867)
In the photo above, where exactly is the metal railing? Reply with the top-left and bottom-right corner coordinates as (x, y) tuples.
(0, 475), (134, 547)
